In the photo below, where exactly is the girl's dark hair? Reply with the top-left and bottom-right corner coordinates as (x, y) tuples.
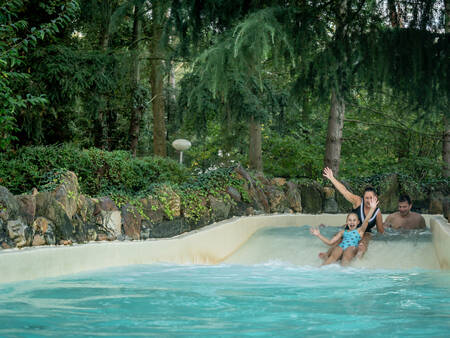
(363, 186), (377, 196)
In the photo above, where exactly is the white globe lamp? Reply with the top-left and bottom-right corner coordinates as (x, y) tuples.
(172, 139), (191, 164)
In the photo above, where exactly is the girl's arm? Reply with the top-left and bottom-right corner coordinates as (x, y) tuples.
(323, 167), (361, 208)
(359, 198), (379, 234)
(310, 228), (343, 246)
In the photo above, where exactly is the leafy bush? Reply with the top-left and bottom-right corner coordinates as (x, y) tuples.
(263, 133), (324, 179)
(0, 145), (191, 196)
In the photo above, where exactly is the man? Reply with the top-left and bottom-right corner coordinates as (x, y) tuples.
(383, 195), (426, 229)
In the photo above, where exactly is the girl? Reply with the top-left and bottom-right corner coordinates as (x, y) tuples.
(310, 198), (379, 266)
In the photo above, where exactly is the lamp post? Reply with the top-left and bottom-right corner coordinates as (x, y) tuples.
(172, 139), (191, 164)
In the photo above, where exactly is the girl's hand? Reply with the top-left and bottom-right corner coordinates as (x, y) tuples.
(323, 167), (334, 180)
(310, 227), (320, 236)
(369, 197), (379, 209)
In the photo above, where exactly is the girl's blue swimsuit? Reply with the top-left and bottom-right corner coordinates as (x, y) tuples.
(339, 229), (361, 250)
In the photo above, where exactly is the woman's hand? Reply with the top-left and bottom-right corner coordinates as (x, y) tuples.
(323, 167), (334, 180)
(369, 197), (379, 210)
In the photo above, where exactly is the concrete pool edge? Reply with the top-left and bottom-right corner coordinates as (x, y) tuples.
(0, 213), (447, 283)
(430, 215), (450, 269)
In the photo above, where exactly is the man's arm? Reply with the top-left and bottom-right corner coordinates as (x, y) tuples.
(417, 214), (426, 229)
(383, 214), (393, 228)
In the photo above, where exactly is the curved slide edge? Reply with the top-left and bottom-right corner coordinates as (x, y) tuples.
(0, 213), (444, 284)
(430, 215), (450, 270)
(0, 214), (343, 284)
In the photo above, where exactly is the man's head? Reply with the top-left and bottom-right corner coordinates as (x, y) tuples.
(398, 195), (412, 216)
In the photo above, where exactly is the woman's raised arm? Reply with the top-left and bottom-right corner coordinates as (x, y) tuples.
(323, 167), (361, 208)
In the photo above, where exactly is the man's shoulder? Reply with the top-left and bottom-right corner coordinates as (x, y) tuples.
(410, 211), (425, 220)
(387, 211), (401, 219)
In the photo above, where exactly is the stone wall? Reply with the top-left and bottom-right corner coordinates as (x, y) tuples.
(0, 168), (448, 249)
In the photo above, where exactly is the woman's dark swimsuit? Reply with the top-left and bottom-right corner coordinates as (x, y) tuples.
(351, 199), (380, 233)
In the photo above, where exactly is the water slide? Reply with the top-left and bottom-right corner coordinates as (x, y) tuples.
(0, 214), (449, 283)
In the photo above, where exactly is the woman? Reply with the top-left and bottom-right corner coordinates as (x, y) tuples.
(321, 167), (384, 259)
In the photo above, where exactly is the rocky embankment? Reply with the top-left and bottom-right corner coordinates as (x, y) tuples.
(0, 167), (448, 249)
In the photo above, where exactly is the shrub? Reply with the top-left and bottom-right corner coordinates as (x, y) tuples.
(0, 144), (191, 196)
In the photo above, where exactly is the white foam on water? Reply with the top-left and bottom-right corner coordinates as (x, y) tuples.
(224, 226), (440, 270)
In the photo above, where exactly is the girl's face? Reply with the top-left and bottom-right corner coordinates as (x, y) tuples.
(364, 191), (376, 206)
(347, 213), (360, 230)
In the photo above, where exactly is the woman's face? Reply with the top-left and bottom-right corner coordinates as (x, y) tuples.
(363, 191), (376, 206)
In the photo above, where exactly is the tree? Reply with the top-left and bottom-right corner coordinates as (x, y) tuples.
(0, 0), (79, 151)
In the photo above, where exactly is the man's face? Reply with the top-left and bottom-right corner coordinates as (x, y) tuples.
(398, 201), (412, 216)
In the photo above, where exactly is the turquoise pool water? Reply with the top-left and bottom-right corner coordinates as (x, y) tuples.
(0, 227), (449, 337)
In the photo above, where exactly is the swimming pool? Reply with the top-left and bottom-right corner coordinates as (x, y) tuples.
(1, 226), (449, 336)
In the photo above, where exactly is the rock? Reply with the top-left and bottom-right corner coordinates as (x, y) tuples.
(265, 186), (287, 213)
(7, 219), (31, 248)
(298, 181), (324, 214)
(324, 198), (338, 213)
(141, 196), (164, 224)
(286, 182), (302, 213)
(148, 218), (190, 238)
(0, 186), (20, 221)
(1, 242), (11, 249)
(378, 174), (399, 213)
(44, 222), (56, 245)
(226, 186), (241, 202)
(246, 207), (255, 216)
(209, 196), (231, 221)
(77, 195), (96, 223)
(254, 173), (269, 186)
(155, 185), (181, 219)
(97, 233), (108, 241)
(121, 204), (142, 240)
(86, 226), (97, 241)
(32, 217), (49, 234)
(429, 194), (444, 214)
(32, 217), (56, 245)
(59, 239), (72, 245)
(16, 194), (36, 225)
(53, 171), (80, 219)
(234, 165), (255, 184)
(32, 234), (46, 246)
(35, 191), (74, 241)
(98, 196), (119, 211)
(271, 177), (287, 186)
(443, 197), (450, 221)
(323, 187), (335, 199)
(101, 210), (122, 237)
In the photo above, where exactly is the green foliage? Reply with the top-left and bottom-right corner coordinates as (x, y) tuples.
(0, 0), (79, 150)
(263, 133), (324, 180)
(0, 145), (191, 195)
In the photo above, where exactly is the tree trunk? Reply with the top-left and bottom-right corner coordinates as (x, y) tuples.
(324, 90), (345, 176)
(129, 4), (143, 157)
(387, 0), (403, 28)
(95, 0), (113, 150)
(444, 114), (450, 178)
(150, 8), (167, 157)
(249, 115), (263, 172)
(443, 0), (450, 177)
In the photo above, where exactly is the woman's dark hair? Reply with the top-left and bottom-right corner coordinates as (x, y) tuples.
(363, 187), (377, 196)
